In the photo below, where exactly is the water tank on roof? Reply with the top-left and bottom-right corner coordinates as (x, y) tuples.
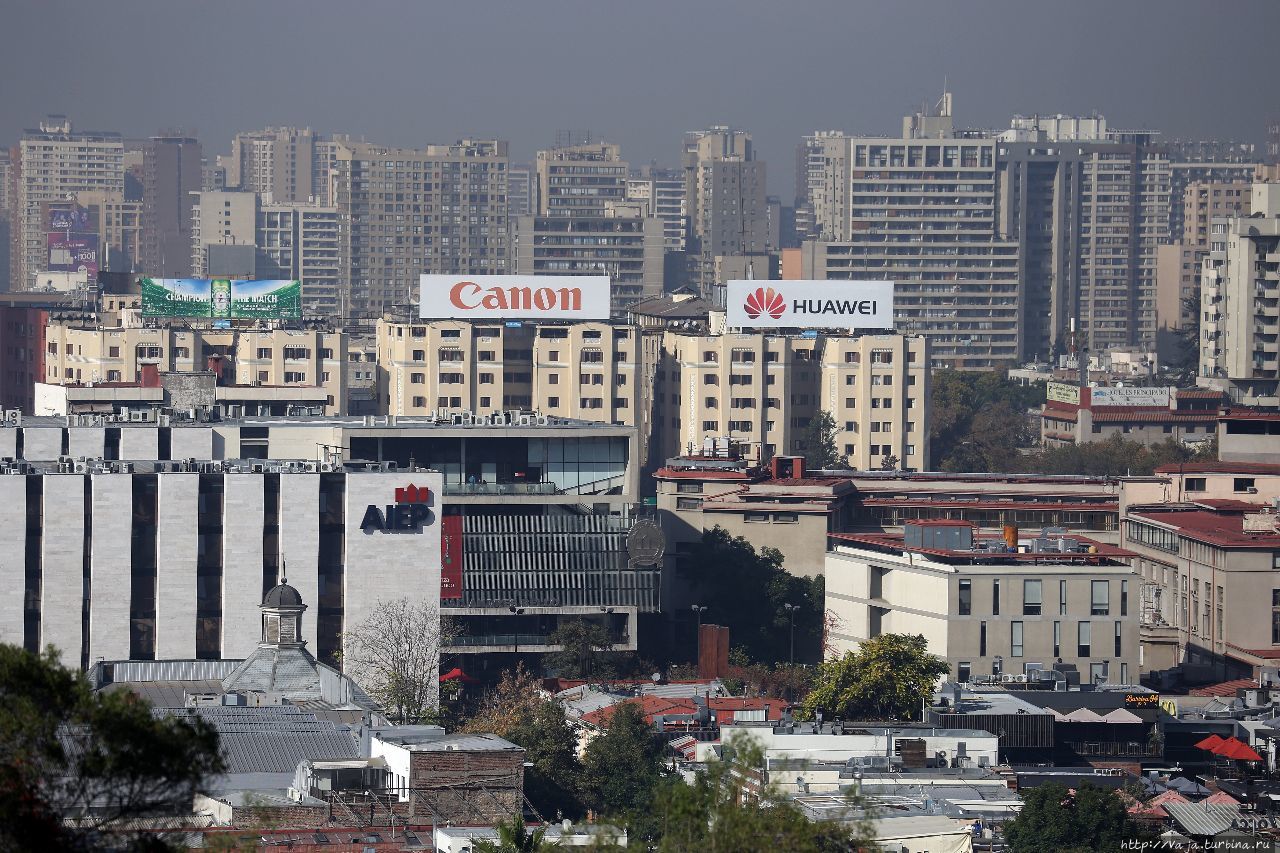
(904, 521), (973, 551)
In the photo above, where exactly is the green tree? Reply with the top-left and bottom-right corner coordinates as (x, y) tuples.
(505, 699), (585, 820)
(546, 618), (614, 679)
(0, 644), (225, 851)
(1011, 434), (1206, 477)
(579, 702), (667, 817)
(800, 411), (845, 469)
(460, 664), (545, 735)
(930, 371), (1044, 471)
(471, 814), (551, 853)
(802, 633), (948, 722)
(646, 733), (873, 853)
(1003, 782), (1152, 853)
(679, 528), (825, 665)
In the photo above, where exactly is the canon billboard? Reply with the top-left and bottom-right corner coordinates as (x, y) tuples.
(420, 275), (610, 320)
(725, 280), (895, 330)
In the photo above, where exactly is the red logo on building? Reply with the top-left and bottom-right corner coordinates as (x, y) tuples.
(395, 483), (431, 504)
(743, 286), (785, 320)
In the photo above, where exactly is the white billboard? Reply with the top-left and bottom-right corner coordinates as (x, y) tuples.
(1090, 386), (1171, 408)
(420, 275), (610, 320)
(725, 280), (894, 330)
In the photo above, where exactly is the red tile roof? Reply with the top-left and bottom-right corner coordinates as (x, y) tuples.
(1225, 643), (1280, 661)
(1190, 678), (1257, 697)
(1128, 508), (1280, 548)
(655, 468), (755, 480)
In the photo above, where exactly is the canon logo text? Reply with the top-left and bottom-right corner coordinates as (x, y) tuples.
(449, 280), (583, 313)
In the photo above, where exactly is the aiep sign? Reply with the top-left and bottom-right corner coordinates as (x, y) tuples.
(725, 280), (894, 330)
(420, 275), (610, 320)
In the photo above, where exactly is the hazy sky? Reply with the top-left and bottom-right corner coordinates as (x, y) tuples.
(4, 0), (1276, 197)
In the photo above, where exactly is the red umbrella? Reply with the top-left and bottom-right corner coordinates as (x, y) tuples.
(439, 667), (479, 684)
(1217, 738), (1263, 762)
(1195, 734), (1225, 752)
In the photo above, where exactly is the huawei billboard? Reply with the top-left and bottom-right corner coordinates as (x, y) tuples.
(420, 275), (610, 320)
(725, 280), (894, 330)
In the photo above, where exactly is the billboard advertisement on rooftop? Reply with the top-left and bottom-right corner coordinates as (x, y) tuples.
(420, 275), (610, 320)
(141, 278), (302, 319)
(725, 280), (895, 330)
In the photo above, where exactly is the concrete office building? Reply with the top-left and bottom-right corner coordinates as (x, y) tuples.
(1156, 181), (1252, 351)
(996, 116), (1172, 357)
(191, 190), (343, 314)
(506, 163), (533, 218)
(1125, 495), (1280, 683)
(683, 127), (768, 298)
(655, 330), (929, 469)
(825, 520), (1141, 686)
(805, 100), (1021, 368)
(513, 208), (664, 313)
(41, 323), (347, 415)
(0, 414), (652, 670)
(142, 136), (202, 278)
(11, 117), (124, 292)
(331, 139), (510, 316)
(0, 452), (443, 672)
(1199, 183), (1280, 406)
(224, 127), (343, 206)
(1039, 385), (1224, 448)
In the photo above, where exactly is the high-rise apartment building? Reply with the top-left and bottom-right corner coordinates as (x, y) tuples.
(682, 128), (768, 299)
(331, 139), (510, 316)
(1155, 182), (1251, 352)
(225, 127), (341, 206)
(535, 142), (627, 217)
(656, 330), (930, 469)
(794, 130), (845, 242)
(996, 116), (1171, 357)
(513, 207), (664, 313)
(1199, 183), (1280, 406)
(805, 101), (1020, 368)
(142, 136), (202, 278)
(11, 117), (124, 292)
(191, 190), (341, 313)
(626, 166), (686, 252)
(47, 192), (143, 274)
(507, 163), (533, 218)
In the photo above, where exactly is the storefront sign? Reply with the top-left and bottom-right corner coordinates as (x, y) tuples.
(1046, 382), (1081, 405)
(1124, 693), (1160, 709)
(1090, 386), (1170, 407)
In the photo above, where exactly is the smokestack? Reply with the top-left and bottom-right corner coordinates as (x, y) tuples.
(1003, 525), (1018, 552)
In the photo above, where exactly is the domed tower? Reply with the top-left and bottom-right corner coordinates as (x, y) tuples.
(260, 578), (306, 647)
(220, 577), (324, 700)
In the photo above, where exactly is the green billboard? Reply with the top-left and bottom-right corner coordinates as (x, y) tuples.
(140, 278), (302, 319)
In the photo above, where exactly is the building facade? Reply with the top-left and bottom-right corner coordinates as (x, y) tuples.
(682, 127), (768, 298)
(142, 136), (202, 278)
(11, 117), (124, 292)
(224, 127), (342, 206)
(331, 139), (509, 316)
(825, 521), (1141, 686)
(1199, 183), (1280, 406)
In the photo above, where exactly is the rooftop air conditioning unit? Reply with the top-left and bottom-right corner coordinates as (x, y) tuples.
(73, 461), (89, 474)
(250, 463), (266, 474)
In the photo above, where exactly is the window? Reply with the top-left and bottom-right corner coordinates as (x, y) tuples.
(283, 346), (309, 360)
(704, 375), (719, 386)
(1185, 477), (1206, 492)
(283, 371), (306, 383)
(1091, 581), (1110, 616)
(479, 372), (494, 384)
(410, 372), (425, 384)
(548, 374), (559, 385)
(412, 349), (425, 361)
(108, 346), (120, 358)
(1272, 590), (1280, 644)
(979, 621), (987, 657)
(744, 511), (769, 523)
(547, 397), (559, 408)
(992, 579), (1000, 615)
(479, 350), (495, 361)
(1114, 621), (1122, 657)
(106, 370), (121, 382)
(1053, 621), (1061, 658)
(548, 350), (559, 361)
(1234, 477), (1256, 493)
(1078, 621), (1091, 657)
(676, 497), (703, 510)
(1023, 580), (1042, 616)
(1060, 579), (1067, 615)
(440, 373), (463, 384)
(1121, 580), (1128, 617)
(411, 396), (426, 407)
(774, 512), (798, 523)
(256, 348), (272, 359)
(1011, 622), (1024, 657)
(957, 662), (971, 683)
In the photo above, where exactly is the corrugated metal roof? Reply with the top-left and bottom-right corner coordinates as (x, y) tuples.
(160, 706), (361, 774)
(1164, 801), (1241, 837)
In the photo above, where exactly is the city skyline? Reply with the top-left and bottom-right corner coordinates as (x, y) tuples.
(3, 0), (1276, 198)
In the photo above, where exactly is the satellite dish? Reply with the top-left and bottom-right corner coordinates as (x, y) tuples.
(626, 519), (666, 566)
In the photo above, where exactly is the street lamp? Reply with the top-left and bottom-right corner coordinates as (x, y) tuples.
(509, 604), (525, 656)
(782, 604), (799, 665)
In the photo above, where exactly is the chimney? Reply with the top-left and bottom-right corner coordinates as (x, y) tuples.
(1003, 524), (1018, 552)
(206, 353), (226, 386)
(139, 362), (160, 388)
(770, 456), (784, 480)
(792, 456), (806, 479)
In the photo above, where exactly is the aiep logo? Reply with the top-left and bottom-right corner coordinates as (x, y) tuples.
(744, 286), (785, 320)
(361, 482), (434, 533)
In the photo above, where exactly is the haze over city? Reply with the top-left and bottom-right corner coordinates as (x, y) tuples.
(3, 0), (1276, 192)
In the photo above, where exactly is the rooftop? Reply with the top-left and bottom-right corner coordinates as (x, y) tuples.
(1154, 461), (1280, 476)
(374, 732), (521, 753)
(829, 529), (1135, 565)
(1127, 506), (1280, 548)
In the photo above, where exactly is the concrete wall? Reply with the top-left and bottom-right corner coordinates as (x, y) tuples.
(155, 474), (198, 658)
(0, 477), (25, 643)
(40, 474), (85, 658)
(90, 474), (133, 660)
(222, 474), (265, 658)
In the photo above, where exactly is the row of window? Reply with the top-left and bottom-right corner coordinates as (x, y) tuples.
(975, 618), (1123, 660)
(958, 578), (1127, 617)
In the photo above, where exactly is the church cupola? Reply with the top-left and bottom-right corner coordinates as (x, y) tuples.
(260, 578), (307, 647)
